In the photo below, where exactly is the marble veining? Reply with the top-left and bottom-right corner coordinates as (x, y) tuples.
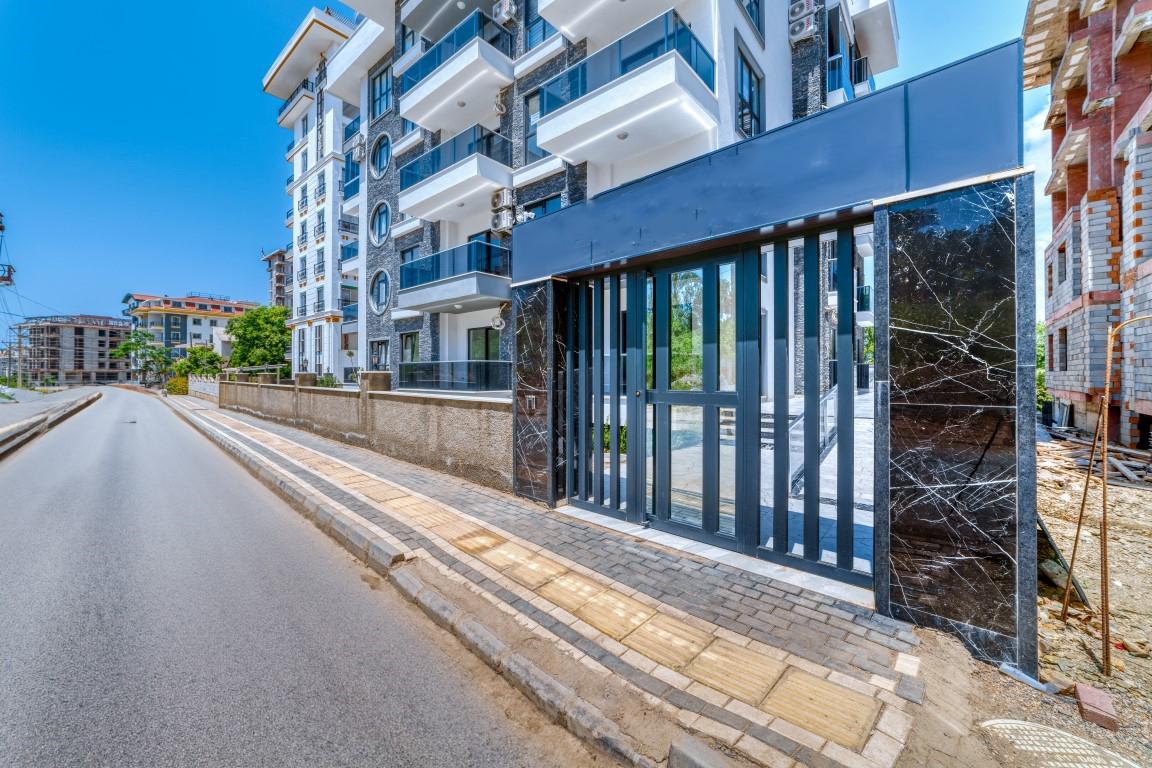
(885, 179), (1023, 661)
(513, 281), (563, 504)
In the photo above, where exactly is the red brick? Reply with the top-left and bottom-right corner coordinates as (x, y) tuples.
(1075, 684), (1118, 731)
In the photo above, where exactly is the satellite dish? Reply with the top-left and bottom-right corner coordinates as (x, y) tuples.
(490, 314), (506, 331)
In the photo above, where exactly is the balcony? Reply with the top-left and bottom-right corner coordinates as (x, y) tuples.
(341, 242), (360, 261)
(400, 0), (488, 42)
(313, 301), (327, 314)
(343, 174), (361, 200)
(297, 197), (308, 215)
(297, 306), (307, 318)
(297, 234), (308, 249)
(343, 0), (399, 27)
(297, 268), (308, 282)
(397, 360), (511, 392)
(286, 174), (295, 188)
(325, 17), (395, 103)
(536, 12), (718, 167)
(538, 0), (675, 49)
(313, 222), (327, 240)
(1046, 126), (1089, 195)
(342, 303), (359, 323)
(314, 261), (327, 278)
(343, 116), (361, 144)
(398, 125), (512, 222)
(263, 7), (355, 99)
(314, 182), (327, 203)
(338, 218), (359, 236)
(398, 11), (514, 134)
(397, 242), (511, 313)
(1115, 1), (1152, 59)
(277, 79), (315, 128)
(285, 208), (294, 226)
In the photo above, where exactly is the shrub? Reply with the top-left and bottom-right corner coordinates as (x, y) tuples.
(315, 373), (341, 388)
(165, 376), (189, 395)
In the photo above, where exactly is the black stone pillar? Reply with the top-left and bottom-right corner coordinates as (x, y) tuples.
(512, 279), (567, 505)
(876, 175), (1036, 674)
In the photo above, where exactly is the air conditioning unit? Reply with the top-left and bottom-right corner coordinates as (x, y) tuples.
(350, 134), (366, 162)
(788, 0), (820, 23)
(490, 188), (513, 211)
(788, 14), (818, 46)
(491, 209), (514, 232)
(492, 0), (516, 25)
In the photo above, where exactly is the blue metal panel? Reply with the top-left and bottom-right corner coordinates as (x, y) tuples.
(512, 41), (1024, 284)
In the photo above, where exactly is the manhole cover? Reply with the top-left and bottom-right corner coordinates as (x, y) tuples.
(981, 720), (1141, 767)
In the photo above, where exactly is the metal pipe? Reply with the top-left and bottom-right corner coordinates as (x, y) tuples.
(1060, 400), (1104, 622)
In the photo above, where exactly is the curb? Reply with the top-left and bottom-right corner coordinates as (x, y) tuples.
(0, 392), (101, 460)
(166, 398), (673, 768)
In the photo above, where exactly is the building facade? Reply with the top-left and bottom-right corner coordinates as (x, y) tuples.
(12, 315), (130, 385)
(267, 0), (898, 389)
(121, 293), (258, 359)
(262, 247), (291, 309)
(1024, 0), (1152, 447)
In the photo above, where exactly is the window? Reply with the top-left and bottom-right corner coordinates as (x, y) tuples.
(1058, 244), (1067, 283)
(524, 194), (561, 220)
(524, 0), (556, 50)
(302, 114), (309, 136)
(1047, 334), (1054, 371)
(742, 0), (761, 31)
(402, 118), (418, 136)
(370, 67), (392, 119)
(209, 320), (218, 327)
(1058, 328), (1068, 372)
(399, 24), (417, 54)
(297, 328), (306, 367)
(369, 339), (389, 371)
(370, 135), (391, 178)
(191, 318), (202, 325)
(301, 149), (309, 173)
(314, 325), (324, 369)
(369, 270), (391, 313)
(370, 203), (391, 245)
(1046, 263), (1053, 297)
(400, 246), (418, 264)
(736, 50), (762, 138)
(400, 332), (419, 363)
(468, 327), (500, 360)
(524, 92), (549, 163)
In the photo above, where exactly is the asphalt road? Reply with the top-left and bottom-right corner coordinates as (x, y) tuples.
(0, 388), (592, 767)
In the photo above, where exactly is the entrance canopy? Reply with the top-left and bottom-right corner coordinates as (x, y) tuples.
(513, 40), (1024, 283)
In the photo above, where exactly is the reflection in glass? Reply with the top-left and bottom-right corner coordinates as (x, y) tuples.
(669, 406), (704, 528)
(669, 268), (703, 391)
(719, 406), (736, 537)
(719, 262), (736, 391)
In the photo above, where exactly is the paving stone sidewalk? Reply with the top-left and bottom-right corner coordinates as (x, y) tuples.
(172, 396), (925, 768)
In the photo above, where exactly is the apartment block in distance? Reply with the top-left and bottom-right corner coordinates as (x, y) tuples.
(121, 293), (258, 358)
(265, 0), (898, 389)
(262, 246), (291, 309)
(1024, 0), (1152, 447)
(13, 315), (130, 385)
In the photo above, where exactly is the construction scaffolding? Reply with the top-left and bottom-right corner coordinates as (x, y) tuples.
(7, 316), (132, 387)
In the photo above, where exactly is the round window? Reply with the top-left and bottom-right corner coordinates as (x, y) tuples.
(370, 203), (391, 245)
(369, 270), (391, 313)
(370, 135), (391, 178)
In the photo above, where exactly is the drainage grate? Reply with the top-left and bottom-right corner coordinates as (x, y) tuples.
(981, 720), (1141, 767)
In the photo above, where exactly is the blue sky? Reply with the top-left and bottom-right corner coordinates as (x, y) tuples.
(0, 0), (1045, 338)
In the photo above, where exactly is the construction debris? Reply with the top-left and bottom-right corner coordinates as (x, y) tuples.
(1075, 683), (1119, 731)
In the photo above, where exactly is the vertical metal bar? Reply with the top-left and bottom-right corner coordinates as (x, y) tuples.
(577, 282), (589, 502)
(836, 226), (855, 571)
(592, 278), (605, 507)
(702, 263), (719, 534)
(803, 234), (820, 561)
(609, 273), (621, 510)
(737, 245), (761, 555)
(772, 241), (789, 553)
(565, 282), (576, 502)
(626, 271), (645, 524)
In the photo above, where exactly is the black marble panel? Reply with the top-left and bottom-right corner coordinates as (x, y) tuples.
(512, 280), (564, 504)
(888, 179), (1017, 406)
(890, 404), (1017, 638)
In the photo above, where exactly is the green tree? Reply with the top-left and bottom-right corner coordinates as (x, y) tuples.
(111, 330), (173, 387)
(1036, 321), (1052, 408)
(862, 326), (876, 365)
(227, 306), (290, 371)
(174, 346), (224, 377)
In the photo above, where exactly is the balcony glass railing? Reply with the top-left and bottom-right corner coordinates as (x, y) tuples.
(343, 175), (360, 198)
(852, 56), (872, 87)
(399, 241), (510, 289)
(343, 116), (361, 143)
(397, 360), (511, 391)
(338, 218), (359, 235)
(342, 303), (358, 323)
(400, 11), (513, 95)
(857, 285), (872, 313)
(399, 125), (512, 190)
(285, 208), (293, 221)
(278, 79), (314, 116)
(539, 12), (714, 116)
(287, 174), (295, 186)
(341, 242), (359, 261)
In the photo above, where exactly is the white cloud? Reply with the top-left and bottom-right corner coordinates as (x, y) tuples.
(1023, 93), (1054, 321)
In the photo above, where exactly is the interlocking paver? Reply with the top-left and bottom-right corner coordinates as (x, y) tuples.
(175, 400), (923, 768)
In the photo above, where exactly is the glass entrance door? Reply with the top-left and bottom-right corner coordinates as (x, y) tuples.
(645, 259), (742, 546)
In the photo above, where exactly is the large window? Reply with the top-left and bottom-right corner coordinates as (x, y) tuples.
(524, 0), (556, 50)
(400, 246), (418, 264)
(400, 332), (419, 362)
(524, 194), (561, 220)
(468, 327), (500, 360)
(370, 67), (393, 119)
(736, 50), (762, 138)
(369, 339), (389, 371)
(524, 92), (549, 164)
(742, 0), (761, 31)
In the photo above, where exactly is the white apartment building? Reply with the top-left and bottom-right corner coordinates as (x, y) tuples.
(266, 0), (898, 389)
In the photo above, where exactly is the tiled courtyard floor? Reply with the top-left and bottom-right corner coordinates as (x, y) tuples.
(170, 395), (928, 767)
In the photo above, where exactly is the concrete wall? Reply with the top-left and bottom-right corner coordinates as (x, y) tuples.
(188, 375), (220, 402)
(218, 381), (512, 491)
